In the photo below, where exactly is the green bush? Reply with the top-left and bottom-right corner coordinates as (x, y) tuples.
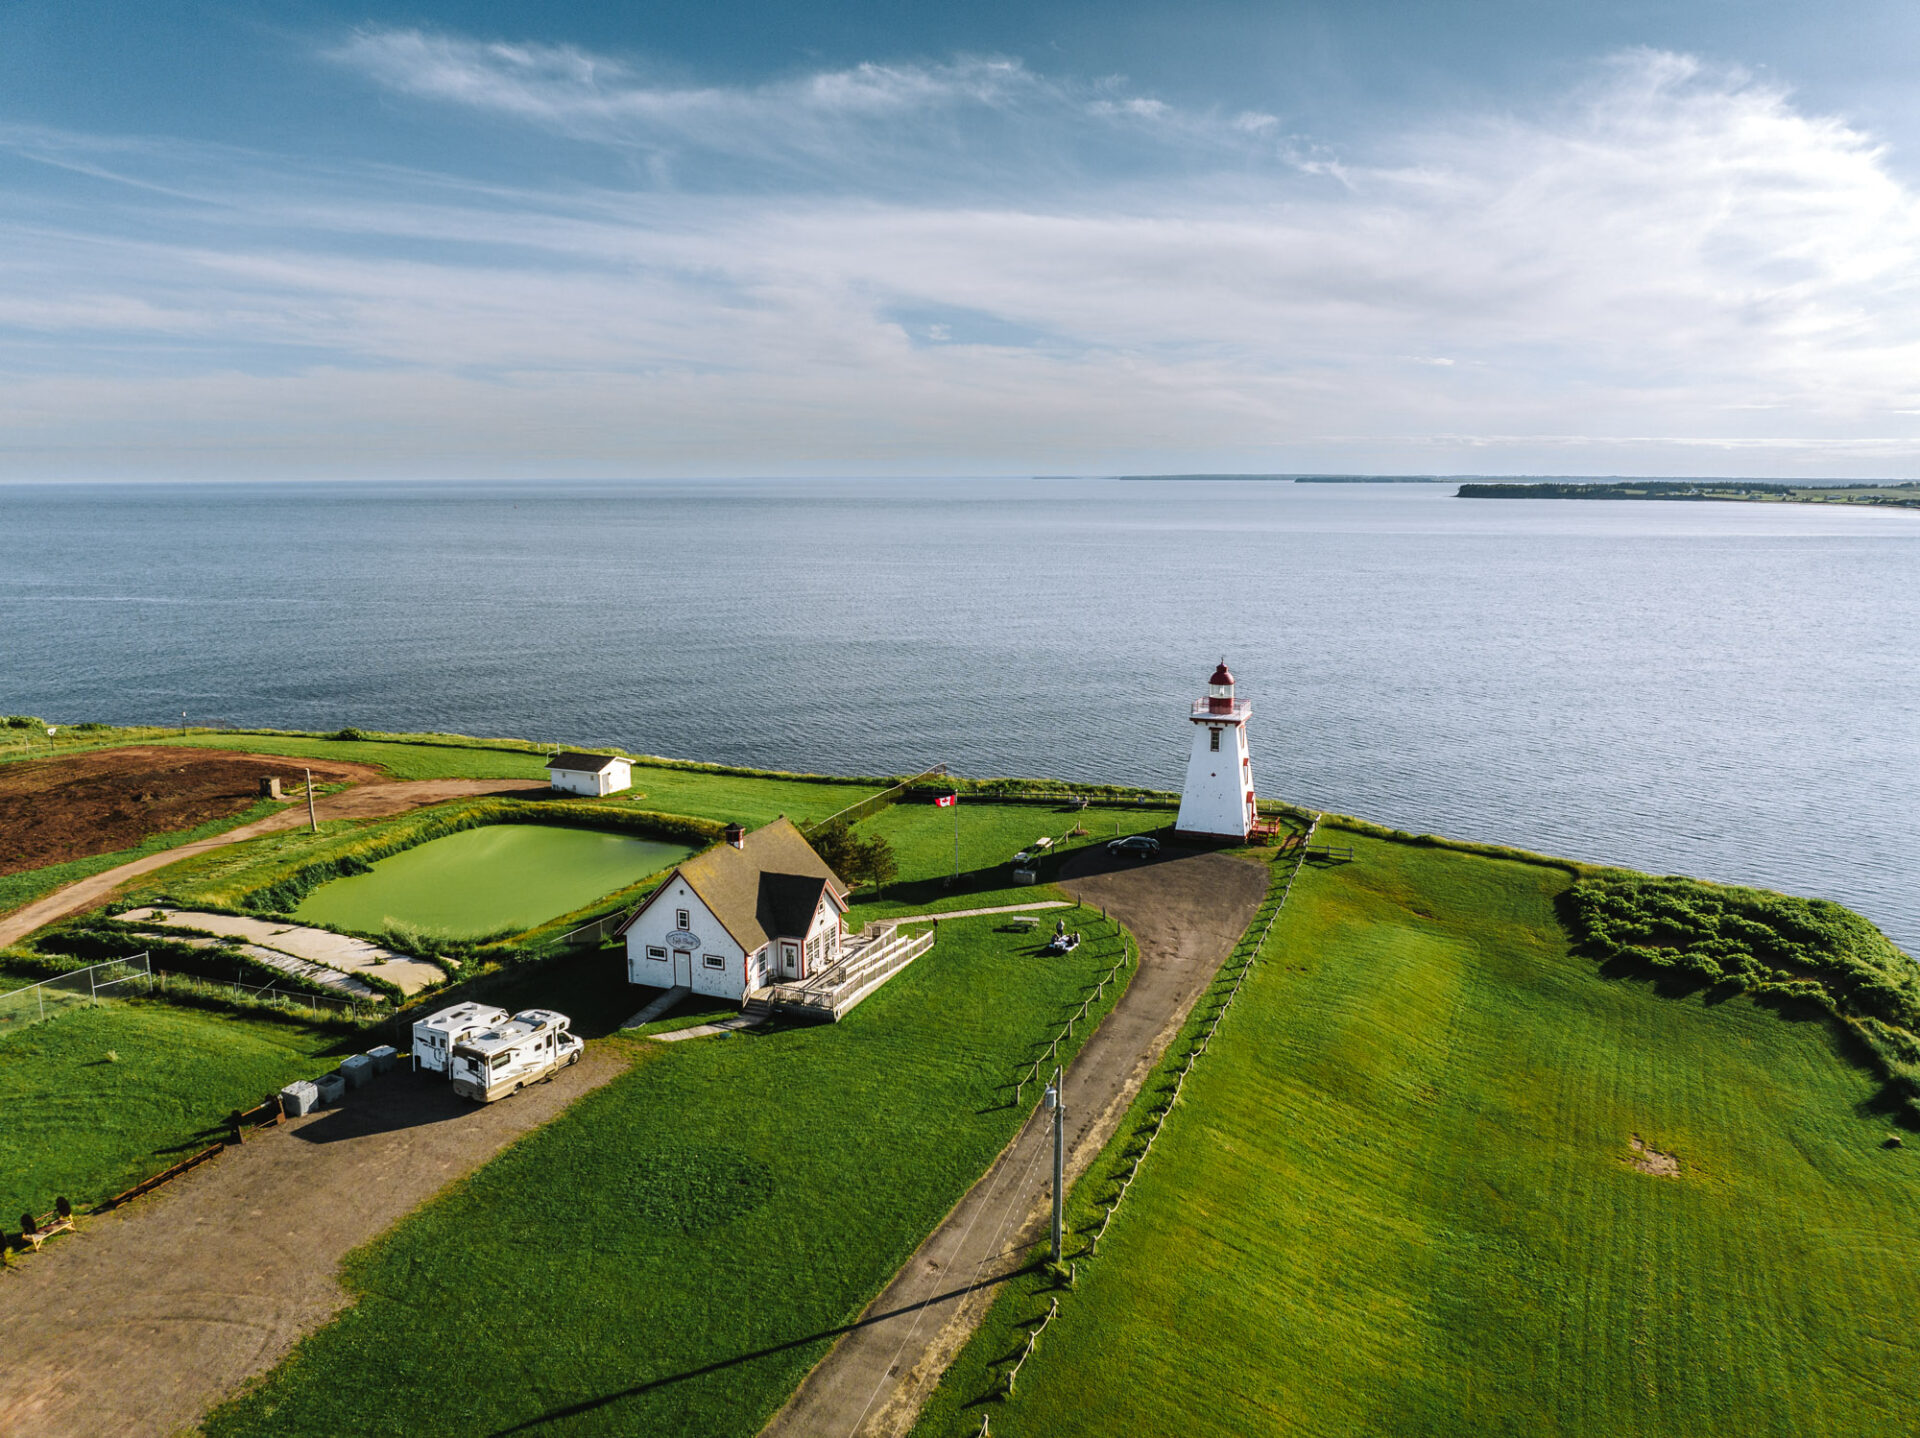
(1562, 874), (1920, 1108)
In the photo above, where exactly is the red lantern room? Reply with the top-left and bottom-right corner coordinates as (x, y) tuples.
(1206, 659), (1236, 714)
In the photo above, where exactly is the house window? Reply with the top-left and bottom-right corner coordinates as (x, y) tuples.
(1209, 728), (1221, 752)
(646, 946), (667, 960)
(676, 909), (690, 930)
(702, 953), (725, 970)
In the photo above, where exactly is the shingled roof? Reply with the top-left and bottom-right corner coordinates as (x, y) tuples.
(546, 751), (626, 773)
(616, 817), (847, 952)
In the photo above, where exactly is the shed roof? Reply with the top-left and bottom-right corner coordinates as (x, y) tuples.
(615, 817), (846, 952)
(546, 751), (627, 773)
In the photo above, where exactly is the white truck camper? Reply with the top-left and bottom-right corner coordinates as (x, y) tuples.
(412, 1003), (511, 1076)
(449, 1009), (583, 1104)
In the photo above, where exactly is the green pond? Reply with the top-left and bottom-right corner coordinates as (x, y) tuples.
(293, 824), (691, 938)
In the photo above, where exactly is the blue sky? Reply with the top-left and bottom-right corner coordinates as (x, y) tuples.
(5, 1), (1920, 478)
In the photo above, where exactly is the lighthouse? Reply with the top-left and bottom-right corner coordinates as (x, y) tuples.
(1174, 660), (1257, 842)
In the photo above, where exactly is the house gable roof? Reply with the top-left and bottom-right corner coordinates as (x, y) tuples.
(547, 751), (626, 773)
(614, 817), (847, 952)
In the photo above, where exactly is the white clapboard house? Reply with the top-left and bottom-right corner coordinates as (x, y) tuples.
(615, 817), (848, 1001)
(545, 751), (632, 797)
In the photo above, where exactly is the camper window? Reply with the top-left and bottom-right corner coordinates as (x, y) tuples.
(491, 1054), (511, 1071)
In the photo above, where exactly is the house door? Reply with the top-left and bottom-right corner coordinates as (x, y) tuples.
(782, 942), (799, 979)
(673, 950), (693, 987)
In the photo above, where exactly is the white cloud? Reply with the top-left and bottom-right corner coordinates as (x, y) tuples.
(2, 45), (1919, 477)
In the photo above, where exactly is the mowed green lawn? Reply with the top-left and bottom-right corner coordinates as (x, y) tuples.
(154, 732), (890, 823)
(849, 799), (1171, 922)
(156, 732), (553, 780)
(0, 1000), (344, 1219)
(205, 908), (1135, 1438)
(917, 832), (1920, 1437)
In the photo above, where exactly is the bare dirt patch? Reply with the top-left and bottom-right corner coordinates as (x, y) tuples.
(1625, 1134), (1680, 1177)
(0, 747), (384, 875)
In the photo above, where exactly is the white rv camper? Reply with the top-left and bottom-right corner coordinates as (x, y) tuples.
(412, 1003), (512, 1076)
(449, 1009), (583, 1104)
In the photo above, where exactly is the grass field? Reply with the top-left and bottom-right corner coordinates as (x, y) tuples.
(847, 799), (1171, 922)
(0, 1000), (345, 1220)
(203, 907), (1133, 1437)
(914, 832), (1920, 1438)
(156, 732), (553, 780)
(154, 731), (888, 821)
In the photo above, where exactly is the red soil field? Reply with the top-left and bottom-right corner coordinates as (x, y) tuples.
(0, 746), (384, 877)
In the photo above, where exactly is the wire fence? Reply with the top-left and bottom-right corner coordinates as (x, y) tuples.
(1014, 927), (1133, 1106)
(0, 954), (154, 1036)
(0, 953), (373, 1032)
(980, 815), (1322, 1412)
(803, 763), (949, 836)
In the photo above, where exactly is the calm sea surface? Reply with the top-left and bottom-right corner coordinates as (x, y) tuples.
(3, 479), (1916, 950)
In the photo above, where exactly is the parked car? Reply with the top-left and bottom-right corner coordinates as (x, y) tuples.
(1108, 834), (1161, 857)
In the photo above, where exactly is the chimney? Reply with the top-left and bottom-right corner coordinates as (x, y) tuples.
(724, 822), (746, 849)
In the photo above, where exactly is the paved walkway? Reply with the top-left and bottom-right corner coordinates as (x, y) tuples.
(758, 847), (1270, 1438)
(882, 901), (1072, 922)
(0, 1049), (627, 1438)
(118, 909), (445, 995)
(0, 778), (549, 949)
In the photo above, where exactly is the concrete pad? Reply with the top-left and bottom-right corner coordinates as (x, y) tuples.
(120, 909), (444, 995)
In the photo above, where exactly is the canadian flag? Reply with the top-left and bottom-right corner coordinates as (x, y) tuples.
(934, 793), (957, 808)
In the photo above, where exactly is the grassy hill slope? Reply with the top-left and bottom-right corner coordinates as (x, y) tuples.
(917, 832), (1920, 1437)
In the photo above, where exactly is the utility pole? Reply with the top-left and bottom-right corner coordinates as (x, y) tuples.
(305, 767), (317, 833)
(1047, 1069), (1065, 1262)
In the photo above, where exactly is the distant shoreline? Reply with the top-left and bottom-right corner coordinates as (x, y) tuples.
(1105, 481), (1443, 487)
(1457, 480), (1920, 510)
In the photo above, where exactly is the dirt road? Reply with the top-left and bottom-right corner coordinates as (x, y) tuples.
(759, 846), (1269, 1438)
(0, 777), (551, 948)
(0, 1048), (628, 1438)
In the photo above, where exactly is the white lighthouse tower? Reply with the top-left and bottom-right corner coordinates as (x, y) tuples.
(1174, 660), (1257, 842)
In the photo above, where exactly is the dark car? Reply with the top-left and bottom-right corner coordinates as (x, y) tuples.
(1107, 835), (1161, 857)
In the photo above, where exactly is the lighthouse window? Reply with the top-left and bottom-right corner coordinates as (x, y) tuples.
(1209, 728), (1221, 752)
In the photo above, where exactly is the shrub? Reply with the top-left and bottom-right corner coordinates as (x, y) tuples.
(1562, 873), (1920, 1109)
(330, 727), (370, 741)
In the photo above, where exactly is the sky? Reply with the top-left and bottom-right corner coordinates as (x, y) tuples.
(5, 1), (1920, 480)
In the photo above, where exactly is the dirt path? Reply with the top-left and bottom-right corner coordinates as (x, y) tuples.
(0, 1049), (628, 1438)
(0, 778), (551, 949)
(759, 847), (1269, 1438)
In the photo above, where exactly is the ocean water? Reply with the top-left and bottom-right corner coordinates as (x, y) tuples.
(3, 478), (1916, 951)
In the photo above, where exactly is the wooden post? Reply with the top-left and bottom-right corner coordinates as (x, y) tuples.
(305, 768), (317, 833)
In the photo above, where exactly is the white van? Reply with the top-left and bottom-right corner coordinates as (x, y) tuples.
(412, 1003), (511, 1076)
(449, 1009), (583, 1104)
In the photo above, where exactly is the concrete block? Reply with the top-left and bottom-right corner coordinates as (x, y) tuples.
(365, 1044), (399, 1074)
(312, 1071), (347, 1106)
(339, 1053), (374, 1089)
(279, 1080), (320, 1117)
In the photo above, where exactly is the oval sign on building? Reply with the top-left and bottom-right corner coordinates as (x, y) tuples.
(666, 928), (701, 949)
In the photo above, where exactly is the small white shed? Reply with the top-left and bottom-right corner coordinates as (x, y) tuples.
(546, 751), (632, 797)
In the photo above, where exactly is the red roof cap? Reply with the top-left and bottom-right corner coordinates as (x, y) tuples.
(1209, 660), (1235, 687)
